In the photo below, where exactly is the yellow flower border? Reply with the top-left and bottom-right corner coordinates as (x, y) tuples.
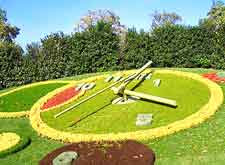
(0, 80), (75, 118)
(29, 70), (224, 142)
(0, 132), (20, 152)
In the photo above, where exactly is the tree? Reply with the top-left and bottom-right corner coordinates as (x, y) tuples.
(0, 8), (20, 42)
(150, 10), (182, 29)
(25, 42), (41, 61)
(75, 9), (126, 35)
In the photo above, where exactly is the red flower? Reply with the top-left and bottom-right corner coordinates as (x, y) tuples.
(41, 87), (80, 110)
(202, 73), (225, 84)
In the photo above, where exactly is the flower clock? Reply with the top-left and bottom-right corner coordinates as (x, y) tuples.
(29, 62), (223, 143)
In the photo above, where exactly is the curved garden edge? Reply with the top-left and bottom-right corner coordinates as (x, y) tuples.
(0, 80), (75, 118)
(0, 132), (31, 158)
(29, 69), (224, 143)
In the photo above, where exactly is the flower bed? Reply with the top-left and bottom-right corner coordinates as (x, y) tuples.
(0, 133), (20, 152)
(0, 132), (30, 158)
(41, 87), (80, 110)
(202, 72), (225, 83)
(0, 81), (71, 118)
(29, 70), (224, 143)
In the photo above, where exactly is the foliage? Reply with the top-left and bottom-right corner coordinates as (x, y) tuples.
(36, 32), (72, 80)
(151, 10), (182, 29)
(1, 7), (225, 90)
(0, 8), (20, 42)
(0, 42), (23, 89)
(75, 9), (126, 35)
(69, 21), (120, 74)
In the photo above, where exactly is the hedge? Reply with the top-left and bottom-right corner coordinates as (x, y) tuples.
(0, 22), (225, 90)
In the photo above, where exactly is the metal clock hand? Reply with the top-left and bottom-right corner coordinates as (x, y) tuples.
(54, 61), (153, 118)
(123, 89), (177, 107)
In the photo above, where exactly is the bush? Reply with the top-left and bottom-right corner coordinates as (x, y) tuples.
(1, 22), (225, 90)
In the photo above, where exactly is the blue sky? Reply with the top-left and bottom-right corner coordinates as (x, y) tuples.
(0, 0), (219, 49)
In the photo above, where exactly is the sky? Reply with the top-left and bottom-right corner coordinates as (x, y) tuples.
(0, 0), (219, 49)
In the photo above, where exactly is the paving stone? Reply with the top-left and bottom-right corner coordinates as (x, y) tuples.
(53, 151), (78, 165)
(136, 114), (153, 126)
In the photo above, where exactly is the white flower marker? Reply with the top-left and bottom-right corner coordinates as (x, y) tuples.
(105, 75), (113, 82)
(138, 73), (147, 80)
(82, 82), (96, 91)
(75, 83), (85, 91)
(113, 76), (122, 82)
(153, 79), (161, 87)
(145, 73), (152, 80)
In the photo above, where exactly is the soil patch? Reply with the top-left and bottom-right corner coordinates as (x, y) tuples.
(39, 140), (155, 165)
(41, 87), (80, 110)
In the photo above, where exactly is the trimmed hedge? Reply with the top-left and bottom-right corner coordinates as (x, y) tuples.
(0, 133), (30, 158)
(0, 23), (225, 90)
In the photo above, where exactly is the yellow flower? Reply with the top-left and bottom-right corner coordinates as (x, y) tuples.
(0, 133), (20, 152)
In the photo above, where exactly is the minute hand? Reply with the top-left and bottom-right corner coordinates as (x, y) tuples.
(124, 90), (177, 107)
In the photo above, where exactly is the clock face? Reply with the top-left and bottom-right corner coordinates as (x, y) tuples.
(41, 70), (211, 134)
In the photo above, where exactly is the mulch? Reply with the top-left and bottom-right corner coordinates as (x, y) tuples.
(41, 87), (80, 110)
(39, 140), (155, 165)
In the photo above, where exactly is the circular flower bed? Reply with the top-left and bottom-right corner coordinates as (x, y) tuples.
(41, 87), (80, 110)
(0, 132), (30, 158)
(29, 70), (224, 143)
(202, 72), (225, 83)
(0, 132), (20, 152)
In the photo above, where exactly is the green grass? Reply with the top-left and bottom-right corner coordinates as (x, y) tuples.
(41, 72), (210, 134)
(0, 83), (67, 112)
(0, 68), (224, 165)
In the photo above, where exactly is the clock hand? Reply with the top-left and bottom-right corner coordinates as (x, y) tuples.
(114, 61), (153, 94)
(54, 79), (123, 118)
(123, 89), (177, 107)
(54, 61), (153, 118)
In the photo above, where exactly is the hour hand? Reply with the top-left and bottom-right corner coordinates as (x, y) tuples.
(123, 89), (177, 107)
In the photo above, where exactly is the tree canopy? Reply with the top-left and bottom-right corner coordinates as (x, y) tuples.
(0, 8), (20, 42)
(150, 10), (182, 29)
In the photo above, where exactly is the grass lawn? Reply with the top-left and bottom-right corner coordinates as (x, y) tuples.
(41, 72), (210, 134)
(0, 83), (67, 112)
(0, 68), (224, 165)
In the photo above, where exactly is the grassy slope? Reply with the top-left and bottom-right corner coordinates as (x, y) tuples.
(41, 73), (210, 134)
(0, 68), (224, 165)
(0, 83), (67, 112)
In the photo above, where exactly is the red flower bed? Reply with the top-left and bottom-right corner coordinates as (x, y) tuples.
(202, 73), (225, 83)
(41, 87), (80, 110)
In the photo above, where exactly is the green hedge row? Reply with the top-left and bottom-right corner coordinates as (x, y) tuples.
(0, 22), (225, 89)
